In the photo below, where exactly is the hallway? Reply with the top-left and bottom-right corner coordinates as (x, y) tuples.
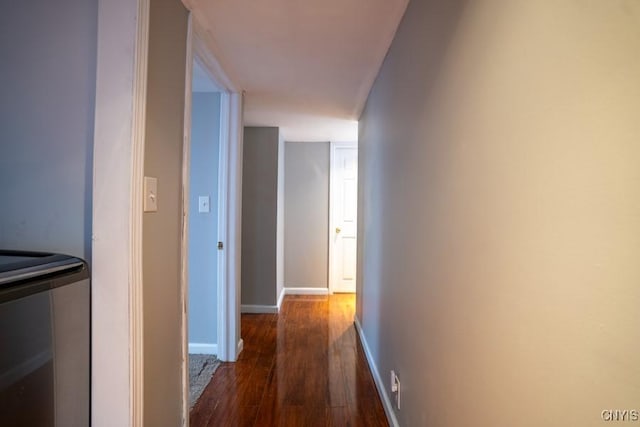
(190, 294), (388, 426)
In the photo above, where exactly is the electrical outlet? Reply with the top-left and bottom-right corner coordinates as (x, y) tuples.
(390, 370), (401, 410)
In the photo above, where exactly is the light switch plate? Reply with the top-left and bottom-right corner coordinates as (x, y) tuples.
(198, 196), (210, 213)
(144, 176), (158, 212)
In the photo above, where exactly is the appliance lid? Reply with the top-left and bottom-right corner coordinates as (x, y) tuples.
(0, 250), (86, 287)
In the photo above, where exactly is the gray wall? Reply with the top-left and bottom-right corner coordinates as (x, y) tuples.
(358, 0), (640, 426)
(188, 92), (221, 347)
(241, 127), (280, 306)
(276, 133), (286, 301)
(0, 0), (97, 260)
(284, 142), (329, 288)
(142, 0), (188, 425)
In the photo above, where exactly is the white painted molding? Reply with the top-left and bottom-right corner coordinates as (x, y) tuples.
(179, 13), (195, 427)
(241, 304), (279, 314)
(226, 92), (244, 362)
(354, 316), (399, 427)
(243, 288), (286, 315)
(179, 15), (242, 377)
(276, 287), (286, 311)
(180, 0), (196, 11)
(129, 1), (150, 425)
(188, 343), (218, 355)
(92, 0), (149, 424)
(237, 339), (244, 356)
(216, 92), (230, 361)
(284, 287), (330, 296)
(191, 17), (240, 93)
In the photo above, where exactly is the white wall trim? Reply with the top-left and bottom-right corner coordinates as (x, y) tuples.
(92, 0), (149, 425)
(129, 2), (150, 425)
(237, 338), (244, 355)
(354, 316), (399, 427)
(180, 3), (240, 93)
(226, 92), (244, 360)
(216, 92), (231, 354)
(188, 343), (218, 355)
(180, 14), (244, 426)
(216, 91), (231, 362)
(242, 287), (286, 314)
(241, 304), (279, 314)
(191, 16), (239, 93)
(180, 11), (242, 376)
(179, 13), (195, 427)
(284, 287), (330, 296)
(277, 287), (286, 310)
(329, 141), (358, 294)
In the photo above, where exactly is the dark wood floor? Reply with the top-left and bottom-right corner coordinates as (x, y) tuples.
(190, 294), (389, 427)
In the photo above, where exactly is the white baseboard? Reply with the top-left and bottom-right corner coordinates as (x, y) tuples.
(354, 316), (399, 427)
(241, 304), (279, 313)
(277, 287), (286, 310)
(284, 287), (329, 295)
(332, 287), (356, 294)
(188, 342), (217, 355)
(237, 338), (244, 356)
(241, 288), (324, 315)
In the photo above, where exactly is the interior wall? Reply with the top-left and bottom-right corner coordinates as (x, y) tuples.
(358, 0), (640, 426)
(241, 127), (279, 306)
(142, 0), (188, 425)
(276, 133), (286, 301)
(0, 0), (97, 260)
(188, 92), (221, 348)
(284, 142), (330, 288)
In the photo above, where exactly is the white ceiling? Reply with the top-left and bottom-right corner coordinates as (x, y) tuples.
(184, 0), (409, 142)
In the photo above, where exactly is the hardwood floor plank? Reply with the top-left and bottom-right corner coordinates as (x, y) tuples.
(190, 294), (389, 427)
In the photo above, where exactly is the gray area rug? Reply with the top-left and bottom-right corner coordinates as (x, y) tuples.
(189, 354), (221, 408)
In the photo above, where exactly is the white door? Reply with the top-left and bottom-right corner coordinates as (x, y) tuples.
(330, 143), (358, 293)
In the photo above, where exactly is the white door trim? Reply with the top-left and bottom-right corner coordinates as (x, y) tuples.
(179, 14), (194, 427)
(179, 13), (244, 426)
(92, 0), (149, 426)
(189, 14), (242, 362)
(329, 141), (358, 294)
(129, 2), (150, 424)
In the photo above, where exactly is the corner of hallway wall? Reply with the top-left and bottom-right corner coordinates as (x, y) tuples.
(241, 126), (280, 307)
(276, 132), (286, 303)
(357, 0), (640, 425)
(142, 0), (189, 425)
(355, 123), (365, 324)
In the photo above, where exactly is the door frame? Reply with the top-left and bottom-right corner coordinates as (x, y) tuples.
(328, 141), (358, 294)
(93, 4), (243, 426)
(92, 0), (149, 425)
(179, 13), (244, 425)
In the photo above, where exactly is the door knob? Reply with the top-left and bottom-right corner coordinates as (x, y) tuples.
(335, 227), (342, 234)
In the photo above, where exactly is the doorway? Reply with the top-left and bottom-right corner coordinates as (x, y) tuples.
(186, 59), (223, 406)
(180, 15), (244, 423)
(329, 142), (358, 293)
